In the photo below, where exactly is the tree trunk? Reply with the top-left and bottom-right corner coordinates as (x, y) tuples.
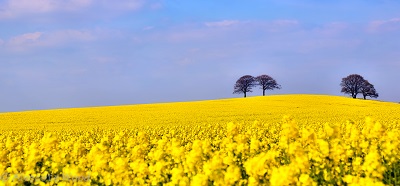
(263, 89), (265, 96)
(244, 92), (246, 98)
(363, 94), (366, 100)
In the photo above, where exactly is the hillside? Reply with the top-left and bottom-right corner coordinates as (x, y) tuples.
(1, 94), (400, 185)
(0, 94), (399, 131)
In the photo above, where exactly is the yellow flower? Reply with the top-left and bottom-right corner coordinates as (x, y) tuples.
(191, 174), (208, 186)
(0, 95), (399, 185)
(224, 165), (241, 185)
(317, 139), (330, 157)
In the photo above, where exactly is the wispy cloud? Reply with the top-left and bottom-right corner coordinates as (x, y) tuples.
(0, 0), (92, 18)
(166, 20), (300, 43)
(0, 0), (146, 19)
(4, 29), (99, 51)
(368, 18), (400, 32)
(205, 20), (239, 27)
(204, 19), (297, 29)
(8, 32), (43, 50)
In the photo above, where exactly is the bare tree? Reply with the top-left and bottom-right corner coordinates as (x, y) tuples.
(360, 80), (379, 100)
(255, 75), (281, 96)
(233, 75), (256, 98)
(340, 74), (365, 98)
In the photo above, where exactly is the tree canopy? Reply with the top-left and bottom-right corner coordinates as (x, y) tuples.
(360, 80), (379, 100)
(234, 74), (281, 97)
(233, 75), (256, 98)
(340, 74), (378, 99)
(255, 75), (281, 96)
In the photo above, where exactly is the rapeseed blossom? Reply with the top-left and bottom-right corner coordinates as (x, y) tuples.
(0, 95), (399, 185)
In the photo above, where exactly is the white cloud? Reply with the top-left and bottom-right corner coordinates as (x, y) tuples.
(5, 29), (99, 51)
(205, 19), (299, 32)
(34, 29), (99, 49)
(7, 0), (55, 13)
(167, 20), (300, 42)
(368, 18), (400, 32)
(9, 32), (42, 46)
(0, 0), (146, 19)
(205, 20), (239, 27)
(1, 0), (92, 17)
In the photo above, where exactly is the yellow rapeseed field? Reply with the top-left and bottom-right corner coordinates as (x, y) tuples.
(0, 94), (399, 185)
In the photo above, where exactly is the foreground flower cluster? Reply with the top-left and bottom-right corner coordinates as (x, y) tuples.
(0, 116), (399, 185)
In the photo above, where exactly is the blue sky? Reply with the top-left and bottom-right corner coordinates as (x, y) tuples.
(0, 0), (399, 112)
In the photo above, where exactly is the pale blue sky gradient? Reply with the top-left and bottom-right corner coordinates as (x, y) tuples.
(1, 0), (400, 112)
